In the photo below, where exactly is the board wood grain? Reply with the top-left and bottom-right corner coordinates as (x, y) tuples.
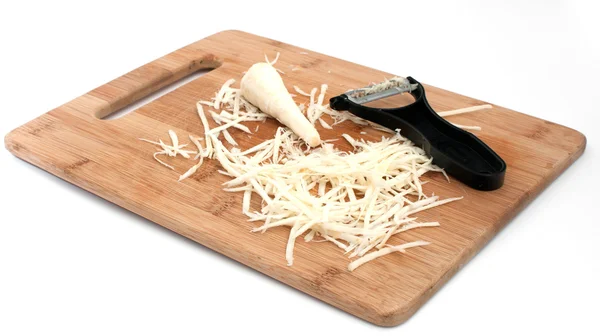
(4, 30), (586, 326)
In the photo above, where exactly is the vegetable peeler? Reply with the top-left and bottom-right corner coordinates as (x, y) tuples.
(329, 76), (506, 191)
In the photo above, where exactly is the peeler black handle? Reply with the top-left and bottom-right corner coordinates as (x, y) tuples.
(329, 77), (506, 191)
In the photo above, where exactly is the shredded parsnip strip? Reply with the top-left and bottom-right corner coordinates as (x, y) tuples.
(438, 104), (492, 117)
(293, 86), (311, 97)
(265, 51), (281, 66)
(451, 123), (482, 131)
(179, 155), (204, 182)
(196, 103), (213, 158)
(214, 79), (236, 109)
(153, 151), (174, 170)
(348, 241), (430, 271)
(222, 129), (238, 146)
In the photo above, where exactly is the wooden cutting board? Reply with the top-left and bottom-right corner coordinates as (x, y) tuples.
(4, 30), (586, 326)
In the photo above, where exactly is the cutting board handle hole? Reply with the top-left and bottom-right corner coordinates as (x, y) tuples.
(100, 68), (215, 120)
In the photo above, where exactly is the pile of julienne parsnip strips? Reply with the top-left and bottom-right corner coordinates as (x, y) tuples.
(140, 52), (492, 271)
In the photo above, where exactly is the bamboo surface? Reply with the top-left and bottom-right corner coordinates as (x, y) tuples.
(4, 30), (586, 326)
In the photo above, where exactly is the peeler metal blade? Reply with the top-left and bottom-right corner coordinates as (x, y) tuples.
(345, 77), (419, 105)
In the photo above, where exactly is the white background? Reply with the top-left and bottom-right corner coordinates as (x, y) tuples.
(1, 1), (598, 335)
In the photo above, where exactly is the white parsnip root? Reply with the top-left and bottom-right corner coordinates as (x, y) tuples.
(241, 62), (321, 147)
